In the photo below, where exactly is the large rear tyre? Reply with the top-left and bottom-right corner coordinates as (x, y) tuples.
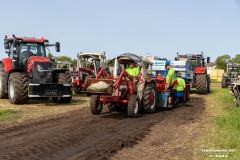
(8, 73), (29, 104)
(142, 83), (157, 113)
(90, 95), (102, 115)
(221, 76), (228, 88)
(196, 74), (207, 94)
(128, 95), (140, 118)
(0, 63), (8, 99)
(207, 76), (211, 93)
(52, 73), (72, 103)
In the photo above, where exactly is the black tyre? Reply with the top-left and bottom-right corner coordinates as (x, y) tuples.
(207, 76), (211, 93)
(0, 63), (8, 99)
(8, 73), (29, 104)
(221, 76), (228, 88)
(185, 83), (190, 100)
(196, 74), (207, 94)
(128, 95), (140, 118)
(90, 95), (102, 115)
(52, 73), (72, 103)
(182, 90), (187, 103)
(142, 83), (157, 113)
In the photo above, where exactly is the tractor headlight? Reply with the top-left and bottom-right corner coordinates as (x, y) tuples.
(37, 64), (43, 72)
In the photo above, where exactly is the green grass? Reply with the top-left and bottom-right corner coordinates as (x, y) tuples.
(202, 87), (240, 159)
(0, 109), (16, 122)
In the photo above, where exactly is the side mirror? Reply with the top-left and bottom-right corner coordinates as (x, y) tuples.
(4, 39), (10, 50)
(55, 42), (60, 52)
(207, 57), (210, 63)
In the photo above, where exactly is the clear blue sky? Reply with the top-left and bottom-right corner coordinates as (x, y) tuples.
(0, 0), (240, 61)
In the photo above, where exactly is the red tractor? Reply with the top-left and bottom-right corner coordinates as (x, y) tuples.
(0, 35), (72, 104)
(174, 52), (211, 94)
(70, 52), (107, 93)
(82, 53), (166, 117)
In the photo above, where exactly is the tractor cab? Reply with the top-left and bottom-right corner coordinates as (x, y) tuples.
(222, 63), (240, 88)
(108, 53), (153, 79)
(4, 35), (60, 70)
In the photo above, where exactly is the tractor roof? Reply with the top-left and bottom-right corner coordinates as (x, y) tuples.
(177, 53), (204, 60)
(78, 52), (106, 59)
(9, 36), (48, 43)
(108, 53), (152, 66)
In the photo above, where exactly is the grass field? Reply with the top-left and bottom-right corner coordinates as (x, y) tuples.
(199, 84), (240, 159)
(0, 96), (89, 125)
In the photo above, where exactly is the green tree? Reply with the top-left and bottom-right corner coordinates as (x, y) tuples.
(57, 56), (72, 62)
(72, 59), (78, 67)
(47, 53), (54, 60)
(215, 54), (231, 70)
(230, 54), (240, 64)
(106, 59), (114, 67)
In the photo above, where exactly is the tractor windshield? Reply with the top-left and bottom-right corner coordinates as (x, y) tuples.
(19, 43), (47, 60)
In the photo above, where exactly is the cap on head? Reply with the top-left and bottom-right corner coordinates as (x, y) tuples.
(165, 64), (171, 68)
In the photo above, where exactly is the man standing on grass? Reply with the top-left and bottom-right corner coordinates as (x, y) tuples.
(165, 64), (175, 107)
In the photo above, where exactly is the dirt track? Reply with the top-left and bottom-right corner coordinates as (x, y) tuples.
(0, 94), (205, 160)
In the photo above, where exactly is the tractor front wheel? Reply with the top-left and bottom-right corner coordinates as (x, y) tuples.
(142, 84), (157, 113)
(128, 95), (140, 118)
(221, 76), (228, 88)
(0, 63), (8, 99)
(8, 73), (29, 104)
(196, 74), (207, 94)
(90, 95), (102, 115)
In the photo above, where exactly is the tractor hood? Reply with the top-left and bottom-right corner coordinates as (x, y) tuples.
(27, 56), (51, 74)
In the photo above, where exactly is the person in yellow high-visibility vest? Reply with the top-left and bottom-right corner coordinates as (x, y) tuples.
(174, 72), (186, 92)
(165, 64), (175, 107)
(125, 63), (139, 77)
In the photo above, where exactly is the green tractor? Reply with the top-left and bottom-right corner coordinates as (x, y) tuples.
(221, 63), (240, 88)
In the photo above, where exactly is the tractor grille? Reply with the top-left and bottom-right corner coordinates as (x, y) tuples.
(71, 71), (79, 79)
(32, 62), (53, 84)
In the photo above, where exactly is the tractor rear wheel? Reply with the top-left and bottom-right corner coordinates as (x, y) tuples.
(196, 74), (207, 94)
(207, 75), (211, 93)
(128, 95), (140, 118)
(142, 83), (157, 113)
(221, 76), (228, 88)
(90, 95), (102, 115)
(52, 73), (72, 103)
(0, 63), (8, 99)
(8, 72), (29, 104)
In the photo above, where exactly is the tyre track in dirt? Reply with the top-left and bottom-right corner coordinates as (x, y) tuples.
(0, 94), (205, 160)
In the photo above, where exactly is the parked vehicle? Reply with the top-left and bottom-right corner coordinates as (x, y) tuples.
(0, 35), (72, 104)
(174, 52), (211, 94)
(222, 63), (240, 88)
(70, 52), (107, 93)
(83, 53), (189, 117)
